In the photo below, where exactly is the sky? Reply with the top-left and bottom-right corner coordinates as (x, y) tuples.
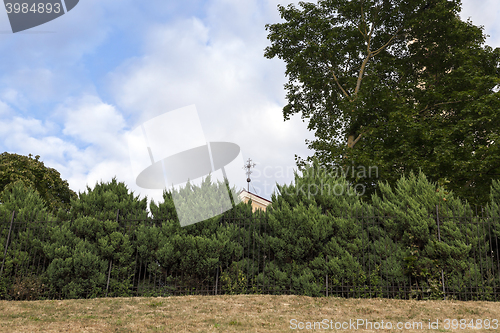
(0, 0), (499, 206)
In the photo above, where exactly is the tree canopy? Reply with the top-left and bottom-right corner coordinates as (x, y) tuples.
(265, 0), (500, 205)
(0, 152), (77, 212)
(69, 177), (149, 221)
(0, 180), (54, 222)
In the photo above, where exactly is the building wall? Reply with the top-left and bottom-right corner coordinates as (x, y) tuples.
(238, 190), (271, 212)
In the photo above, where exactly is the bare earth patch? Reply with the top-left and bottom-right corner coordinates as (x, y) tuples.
(0, 295), (499, 332)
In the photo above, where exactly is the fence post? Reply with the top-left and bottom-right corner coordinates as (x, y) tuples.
(436, 205), (446, 300)
(105, 209), (119, 297)
(325, 255), (328, 297)
(215, 266), (219, 295)
(0, 211), (15, 276)
(105, 260), (113, 298)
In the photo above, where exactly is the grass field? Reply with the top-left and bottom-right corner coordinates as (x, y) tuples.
(1, 295), (499, 332)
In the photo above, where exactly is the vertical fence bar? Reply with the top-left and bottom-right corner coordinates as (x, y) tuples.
(133, 244), (139, 296)
(494, 208), (500, 301)
(257, 210), (262, 295)
(105, 209), (119, 297)
(452, 205), (463, 300)
(480, 206), (490, 300)
(436, 205), (446, 300)
(486, 207), (496, 300)
(325, 255), (328, 297)
(377, 207), (384, 298)
(252, 210), (256, 293)
(472, 206), (480, 299)
(469, 207), (475, 300)
(105, 260), (113, 297)
(215, 266), (219, 295)
(0, 211), (15, 276)
(26, 211), (39, 278)
(22, 214), (32, 276)
(477, 205), (486, 299)
(263, 210), (268, 294)
(137, 258), (144, 296)
(365, 206), (372, 298)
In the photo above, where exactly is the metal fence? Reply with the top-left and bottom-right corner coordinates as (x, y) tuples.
(1, 206), (499, 301)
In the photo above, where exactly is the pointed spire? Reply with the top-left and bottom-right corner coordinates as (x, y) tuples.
(243, 158), (256, 192)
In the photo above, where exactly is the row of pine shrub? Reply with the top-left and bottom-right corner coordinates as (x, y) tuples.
(1, 163), (499, 300)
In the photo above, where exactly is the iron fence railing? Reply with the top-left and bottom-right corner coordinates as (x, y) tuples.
(1, 206), (499, 301)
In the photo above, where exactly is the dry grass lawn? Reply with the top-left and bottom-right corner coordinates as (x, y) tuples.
(1, 295), (499, 332)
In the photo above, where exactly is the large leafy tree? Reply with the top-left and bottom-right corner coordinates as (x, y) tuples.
(265, 0), (500, 205)
(0, 152), (77, 212)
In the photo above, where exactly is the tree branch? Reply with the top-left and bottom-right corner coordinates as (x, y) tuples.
(371, 27), (403, 56)
(352, 132), (364, 146)
(360, 3), (368, 38)
(348, 127), (368, 149)
(418, 98), (475, 115)
(356, 24), (396, 97)
(354, 53), (371, 96)
(329, 66), (352, 101)
(368, 22), (375, 46)
(358, 25), (367, 39)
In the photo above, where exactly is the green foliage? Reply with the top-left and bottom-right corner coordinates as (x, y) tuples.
(2, 168), (500, 300)
(134, 212), (244, 294)
(139, 176), (250, 294)
(42, 215), (135, 299)
(0, 180), (54, 222)
(156, 175), (240, 227)
(264, 161), (368, 296)
(0, 181), (54, 300)
(265, 0), (500, 206)
(260, 164), (497, 298)
(43, 222), (106, 298)
(31, 178), (148, 298)
(485, 179), (500, 298)
(370, 171), (476, 298)
(0, 276), (10, 300)
(220, 262), (247, 295)
(273, 159), (363, 214)
(487, 179), (500, 217)
(69, 177), (148, 221)
(0, 152), (77, 212)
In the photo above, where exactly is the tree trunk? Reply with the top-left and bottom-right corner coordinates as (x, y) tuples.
(347, 134), (355, 149)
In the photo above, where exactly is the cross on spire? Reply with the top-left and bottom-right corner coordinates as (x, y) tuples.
(243, 158), (256, 192)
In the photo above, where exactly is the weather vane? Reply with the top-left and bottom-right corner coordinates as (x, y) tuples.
(243, 158), (256, 192)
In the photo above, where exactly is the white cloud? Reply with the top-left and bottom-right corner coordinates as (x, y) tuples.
(106, 1), (315, 199)
(0, 111), (81, 180)
(460, 0), (500, 47)
(0, 91), (135, 199)
(0, 116), (50, 140)
(61, 95), (126, 151)
(1, 0), (496, 204)
(1, 68), (57, 104)
(0, 1), (318, 200)
(0, 99), (13, 117)
(0, 88), (29, 112)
